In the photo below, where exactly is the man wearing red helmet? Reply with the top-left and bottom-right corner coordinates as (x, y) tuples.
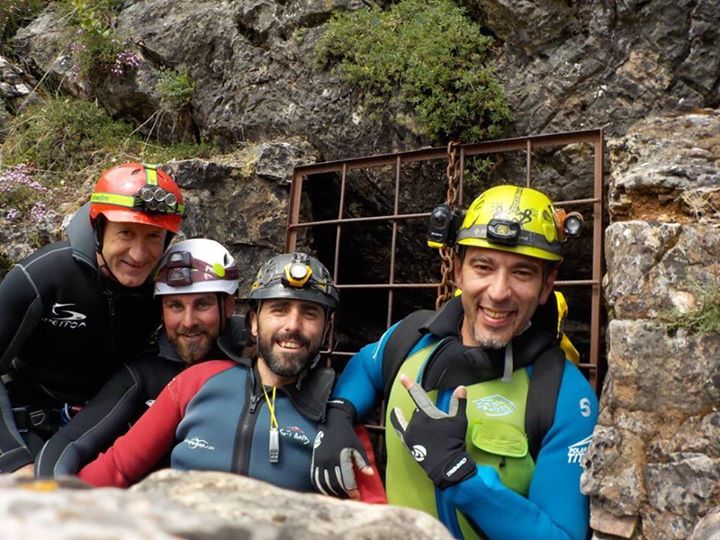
(0, 162), (185, 474)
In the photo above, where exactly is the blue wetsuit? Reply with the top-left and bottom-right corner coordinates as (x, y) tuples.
(334, 297), (598, 539)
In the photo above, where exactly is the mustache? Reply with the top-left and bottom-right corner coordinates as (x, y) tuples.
(273, 332), (310, 348)
(177, 325), (207, 336)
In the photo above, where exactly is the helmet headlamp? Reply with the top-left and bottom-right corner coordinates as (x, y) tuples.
(134, 184), (183, 215)
(553, 209), (584, 241)
(283, 261), (313, 288)
(563, 212), (583, 238)
(156, 250), (238, 288)
(486, 219), (522, 245)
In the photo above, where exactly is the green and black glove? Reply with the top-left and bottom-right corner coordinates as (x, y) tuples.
(390, 383), (476, 490)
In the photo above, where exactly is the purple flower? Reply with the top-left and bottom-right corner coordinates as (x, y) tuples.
(111, 50), (141, 77)
(30, 202), (50, 223)
(0, 164), (46, 193)
(6, 208), (19, 222)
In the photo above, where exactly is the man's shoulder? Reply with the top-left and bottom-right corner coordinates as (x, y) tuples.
(182, 359), (239, 378)
(550, 360), (599, 429)
(18, 240), (73, 269)
(126, 351), (182, 374)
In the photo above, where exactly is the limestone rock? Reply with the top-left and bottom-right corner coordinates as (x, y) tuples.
(603, 320), (719, 413)
(490, 0), (720, 136)
(133, 469), (452, 539)
(604, 221), (720, 319)
(0, 474), (258, 539)
(643, 454), (720, 539)
(0, 471), (452, 539)
(586, 318), (720, 538)
(690, 508), (720, 540)
(608, 110), (720, 222)
(582, 425), (646, 516)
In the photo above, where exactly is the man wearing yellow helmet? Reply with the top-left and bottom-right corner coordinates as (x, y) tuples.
(311, 185), (598, 539)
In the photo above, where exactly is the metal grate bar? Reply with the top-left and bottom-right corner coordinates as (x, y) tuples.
(287, 128), (605, 391)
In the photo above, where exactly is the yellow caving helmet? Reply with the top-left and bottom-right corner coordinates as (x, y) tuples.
(456, 184), (563, 261)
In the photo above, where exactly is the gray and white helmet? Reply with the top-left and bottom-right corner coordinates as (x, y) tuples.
(248, 252), (339, 311)
(154, 239), (239, 297)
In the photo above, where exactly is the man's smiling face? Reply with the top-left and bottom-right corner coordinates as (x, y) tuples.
(251, 298), (326, 380)
(454, 246), (556, 349)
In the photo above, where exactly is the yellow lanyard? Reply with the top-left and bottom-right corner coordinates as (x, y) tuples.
(262, 385), (279, 430)
(262, 385), (280, 463)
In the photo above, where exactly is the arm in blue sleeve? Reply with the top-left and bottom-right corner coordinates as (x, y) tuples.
(332, 323), (400, 419)
(445, 363), (599, 540)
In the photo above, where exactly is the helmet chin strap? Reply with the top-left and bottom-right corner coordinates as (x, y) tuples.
(94, 216), (123, 285)
(97, 248), (123, 285)
(217, 292), (227, 333)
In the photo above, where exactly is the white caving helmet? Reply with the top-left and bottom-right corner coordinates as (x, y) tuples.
(154, 238), (239, 297)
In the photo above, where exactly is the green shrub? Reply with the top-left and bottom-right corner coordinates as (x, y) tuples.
(61, 0), (127, 84)
(156, 68), (195, 110)
(659, 283), (720, 334)
(1, 95), (213, 221)
(316, 0), (511, 143)
(2, 96), (134, 176)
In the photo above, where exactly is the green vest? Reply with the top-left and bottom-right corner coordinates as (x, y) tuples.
(385, 339), (536, 539)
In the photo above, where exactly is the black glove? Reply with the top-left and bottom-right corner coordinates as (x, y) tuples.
(390, 382), (476, 490)
(311, 399), (370, 498)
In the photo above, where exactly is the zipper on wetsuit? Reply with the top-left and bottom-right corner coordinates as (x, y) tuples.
(232, 367), (261, 475)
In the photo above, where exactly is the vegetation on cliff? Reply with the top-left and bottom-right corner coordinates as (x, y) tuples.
(316, 0), (510, 143)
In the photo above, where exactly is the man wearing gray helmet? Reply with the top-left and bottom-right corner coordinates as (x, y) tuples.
(35, 238), (245, 477)
(76, 252), (385, 502)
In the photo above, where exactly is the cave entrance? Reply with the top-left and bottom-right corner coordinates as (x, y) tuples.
(286, 129), (605, 398)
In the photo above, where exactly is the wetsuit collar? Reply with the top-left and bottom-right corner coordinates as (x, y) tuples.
(251, 360), (334, 423)
(66, 203), (98, 271)
(216, 314), (248, 362)
(419, 295), (558, 390)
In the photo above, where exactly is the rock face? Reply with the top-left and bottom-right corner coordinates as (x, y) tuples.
(0, 472), (452, 539)
(479, 0), (720, 136)
(584, 110), (720, 539)
(2, 1), (720, 539)
(163, 140), (317, 295)
(12, 0), (720, 153)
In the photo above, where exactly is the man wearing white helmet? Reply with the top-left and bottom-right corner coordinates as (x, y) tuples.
(73, 252), (386, 503)
(35, 239), (244, 477)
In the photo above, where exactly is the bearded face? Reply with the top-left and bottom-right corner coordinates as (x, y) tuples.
(162, 293), (229, 364)
(251, 299), (326, 380)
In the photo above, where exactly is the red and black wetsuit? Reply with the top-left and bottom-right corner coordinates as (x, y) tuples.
(79, 358), (386, 502)
(35, 316), (246, 477)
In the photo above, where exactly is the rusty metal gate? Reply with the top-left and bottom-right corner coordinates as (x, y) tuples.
(285, 128), (605, 392)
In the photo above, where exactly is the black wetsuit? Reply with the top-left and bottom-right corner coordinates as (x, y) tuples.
(0, 204), (159, 471)
(34, 316), (246, 478)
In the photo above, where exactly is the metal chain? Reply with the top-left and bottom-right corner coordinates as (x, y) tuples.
(436, 141), (462, 310)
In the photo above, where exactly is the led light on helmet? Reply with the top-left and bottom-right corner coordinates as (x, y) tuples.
(563, 212), (584, 238)
(284, 261), (312, 288)
(486, 219), (521, 245)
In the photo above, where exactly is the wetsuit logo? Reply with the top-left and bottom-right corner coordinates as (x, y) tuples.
(472, 394), (516, 417)
(183, 437), (215, 451)
(41, 303), (87, 329)
(313, 431), (324, 449)
(279, 426), (311, 446)
(567, 435), (592, 464)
